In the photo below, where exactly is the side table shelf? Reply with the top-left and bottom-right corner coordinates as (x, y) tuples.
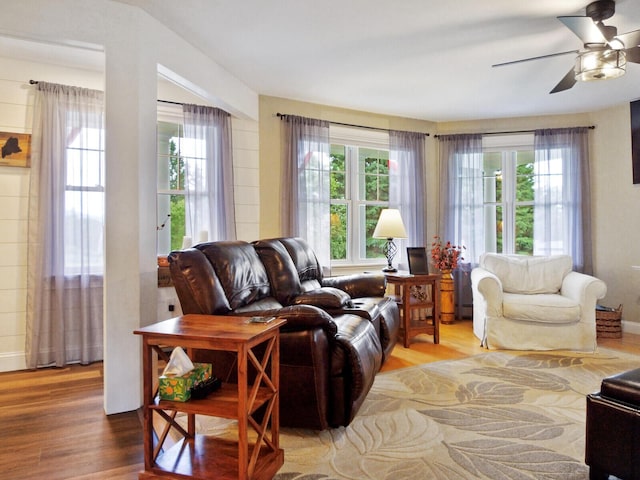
(385, 272), (441, 348)
(134, 314), (286, 480)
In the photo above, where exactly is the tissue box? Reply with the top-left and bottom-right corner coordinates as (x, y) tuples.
(158, 362), (212, 402)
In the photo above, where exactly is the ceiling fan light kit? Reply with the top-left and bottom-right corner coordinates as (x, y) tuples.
(575, 48), (626, 81)
(492, 0), (639, 93)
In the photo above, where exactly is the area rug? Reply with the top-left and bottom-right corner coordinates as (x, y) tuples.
(181, 348), (637, 480)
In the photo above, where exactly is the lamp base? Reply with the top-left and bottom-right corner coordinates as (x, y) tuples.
(382, 238), (398, 273)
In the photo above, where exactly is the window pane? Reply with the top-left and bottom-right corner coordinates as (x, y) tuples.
(483, 151), (502, 203)
(330, 204), (347, 260)
(65, 190), (104, 274)
(330, 145), (346, 200)
(484, 204), (503, 253)
(158, 122), (185, 192)
(515, 152), (534, 203)
(157, 193), (186, 254)
(363, 205), (386, 259)
(515, 205), (534, 255)
(359, 148), (389, 202)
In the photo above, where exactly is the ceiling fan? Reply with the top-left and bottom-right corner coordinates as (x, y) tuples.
(493, 0), (640, 93)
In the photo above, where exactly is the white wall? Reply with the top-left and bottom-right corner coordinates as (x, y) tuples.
(0, 57), (104, 372)
(0, 54), (260, 371)
(0, 0), (259, 416)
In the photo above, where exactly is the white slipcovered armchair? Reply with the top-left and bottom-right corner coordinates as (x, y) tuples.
(471, 253), (607, 351)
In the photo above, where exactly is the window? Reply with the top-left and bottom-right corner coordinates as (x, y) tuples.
(329, 127), (390, 265)
(157, 120), (186, 255)
(482, 134), (564, 256)
(64, 125), (105, 275)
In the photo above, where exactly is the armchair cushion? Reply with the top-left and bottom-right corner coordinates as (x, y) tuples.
(503, 292), (580, 324)
(481, 253), (572, 294)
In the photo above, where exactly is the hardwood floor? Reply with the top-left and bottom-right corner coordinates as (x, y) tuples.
(1, 319), (637, 479)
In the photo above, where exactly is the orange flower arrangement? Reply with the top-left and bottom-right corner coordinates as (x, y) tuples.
(430, 236), (465, 271)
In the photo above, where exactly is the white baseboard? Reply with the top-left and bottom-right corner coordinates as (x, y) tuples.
(0, 351), (27, 373)
(622, 320), (640, 336)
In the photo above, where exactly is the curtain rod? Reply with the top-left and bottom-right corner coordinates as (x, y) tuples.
(157, 99), (184, 106)
(276, 112), (430, 137)
(433, 125), (595, 138)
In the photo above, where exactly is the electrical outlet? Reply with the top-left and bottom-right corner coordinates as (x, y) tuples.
(168, 304), (175, 312)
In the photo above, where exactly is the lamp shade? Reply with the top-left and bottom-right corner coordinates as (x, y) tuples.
(373, 209), (408, 239)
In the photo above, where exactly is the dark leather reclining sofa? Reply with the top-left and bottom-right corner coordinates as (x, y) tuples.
(168, 236), (400, 430)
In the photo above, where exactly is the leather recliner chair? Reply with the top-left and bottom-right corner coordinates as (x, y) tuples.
(168, 239), (387, 430)
(585, 368), (640, 480)
(253, 237), (400, 361)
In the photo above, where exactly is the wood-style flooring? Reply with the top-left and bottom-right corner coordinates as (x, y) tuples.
(1, 319), (637, 479)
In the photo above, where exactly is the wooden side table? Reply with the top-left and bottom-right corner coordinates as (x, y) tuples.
(134, 314), (286, 480)
(384, 272), (441, 348)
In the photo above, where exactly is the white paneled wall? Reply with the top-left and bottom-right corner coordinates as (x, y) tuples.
(232, 117), (260, 241)
(0, 61), (33, 372)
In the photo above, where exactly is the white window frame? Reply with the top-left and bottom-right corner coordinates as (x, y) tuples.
(157, 106), (186, 255)
(482, 134), (536, 255)
(330, 126), (390, 267)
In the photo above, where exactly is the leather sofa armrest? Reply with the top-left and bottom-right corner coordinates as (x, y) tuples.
(322, 273), (386, 298)
(294, 287), (353, 308)
(232, 304), (338, 336)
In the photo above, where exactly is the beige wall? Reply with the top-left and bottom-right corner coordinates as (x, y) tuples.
(260, 96), (640, 332)
(258, 95), (438, 241)
(590, 104), (640, 330)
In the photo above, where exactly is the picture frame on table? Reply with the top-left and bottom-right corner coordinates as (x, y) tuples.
(407, 247), (429, 275)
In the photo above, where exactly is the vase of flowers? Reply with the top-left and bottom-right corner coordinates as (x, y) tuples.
(430, 236), (465, 272)
(430, 236), (465, 324)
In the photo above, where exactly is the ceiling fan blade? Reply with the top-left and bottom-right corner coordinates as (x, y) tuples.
(617, 29), (640, 49)
(492, 50), (578, 68)
(558, 16), (608, 45)
(626, 46), (640, 63)
(550, 68), (577, 94)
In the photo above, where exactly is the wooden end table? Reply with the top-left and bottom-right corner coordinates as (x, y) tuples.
(385, 272), (441, 348)
(134, 314), (286, 480)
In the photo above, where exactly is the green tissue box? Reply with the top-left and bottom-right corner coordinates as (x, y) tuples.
(158, 362), (212, 402)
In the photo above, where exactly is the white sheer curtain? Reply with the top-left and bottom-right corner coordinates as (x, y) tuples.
(438, 134), (483, 319)
(534, 127), (592, 273)
(389, 130), (426, 266)
(183, 104), (236, 242)
(281, 115), (331, 268)
(438, 134), (484, 264)
(26, 82), (105, 368)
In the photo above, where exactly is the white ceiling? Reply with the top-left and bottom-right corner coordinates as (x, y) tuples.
(10, 0), (640, 122)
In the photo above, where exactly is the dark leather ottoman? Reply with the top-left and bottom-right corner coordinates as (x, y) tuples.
(585, 368), (640, 480)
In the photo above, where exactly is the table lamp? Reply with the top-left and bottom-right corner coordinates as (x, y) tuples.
(373, 208), (407, 272)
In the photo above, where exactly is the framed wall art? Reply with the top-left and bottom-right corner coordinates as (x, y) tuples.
(0, 132), (31, 168)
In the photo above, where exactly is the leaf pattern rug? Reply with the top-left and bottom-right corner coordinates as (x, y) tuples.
(185, 348), (637, 480)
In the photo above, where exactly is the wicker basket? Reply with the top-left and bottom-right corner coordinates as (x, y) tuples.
(596, 304), (622, 339)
